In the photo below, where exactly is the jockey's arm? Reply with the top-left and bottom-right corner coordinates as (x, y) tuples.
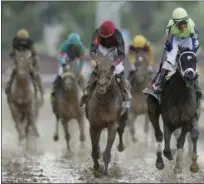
(146, 42), (154, 67)
(9, 37), (19, 58)
(190, 22), (200, 53)
(76, 44), (87, 73)
(90, 30), (101, 60)
(115, 30), (125, 65)
(57, 41), (69, 65)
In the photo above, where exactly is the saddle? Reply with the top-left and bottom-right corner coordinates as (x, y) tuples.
(143, 69), (177, 104)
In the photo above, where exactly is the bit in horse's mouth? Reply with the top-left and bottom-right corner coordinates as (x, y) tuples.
(97, 87), (106, 94)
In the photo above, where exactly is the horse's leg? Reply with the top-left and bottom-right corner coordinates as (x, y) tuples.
(53, 114), (60, 141)
(128, 113), (137, 142)
(30, 108), (40, 138)
(103, 122), (117, 176)
(163, 124), (173, 160)
(189, 117), (199, 173)
(76, 114), (86, 143)
(172, 128), (181, 155)
(147, 95), (164, 170)
(61, 118), (71, 151)
(10, 103), (25, 142)
(187, 132), (192, 157)
(117, 112), (127, 152)
(25, 111), (34, 139)
(90, 125), (102, 170)
(144, 112), (149, 133)
(174, 127), (188, 174)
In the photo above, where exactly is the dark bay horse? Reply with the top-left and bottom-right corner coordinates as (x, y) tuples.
(144, 47), (200, 174)
(52, 62), (85, 151)
(7, 50), (40, 145)
(128, 49), (152, 142)
(85, 56), (128, 176)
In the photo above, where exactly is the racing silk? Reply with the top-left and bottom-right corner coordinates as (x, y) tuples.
(11, 36), (35, 54)
(90, 28), (125, 65)
(166, 18), (200, 50)
(128, 42), (153, 66)
(57, 41), (86, 73)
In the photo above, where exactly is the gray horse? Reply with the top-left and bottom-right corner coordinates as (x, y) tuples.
(52, 62), (85, 151)
(127, 50), (152, 142)
(85, 56), (128, 176)
(7, 50), (40, 145)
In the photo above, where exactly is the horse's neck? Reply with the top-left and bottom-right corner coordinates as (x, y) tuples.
(14, 75), (31, 90)
(163, 70), (193, 100)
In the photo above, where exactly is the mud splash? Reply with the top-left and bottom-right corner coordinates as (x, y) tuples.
(2, 92), (204, 183)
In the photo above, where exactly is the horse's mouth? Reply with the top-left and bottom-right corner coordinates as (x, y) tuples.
(186, 80), (194, 88)
(97, 86), (107, 94)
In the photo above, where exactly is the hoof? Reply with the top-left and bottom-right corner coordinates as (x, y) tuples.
(190, 163), (199, 173)
(163, 149), (173, 160)
(94, 163), (100, 170)
(174, 166), (182, 174)
(156, 152), (164, 170)
(132, 136), (138, 143)
(53, 135), (59, 141)
(117, 144), (125, 152)
(156, 161), (164, 170)
(104, 171), (108, 176)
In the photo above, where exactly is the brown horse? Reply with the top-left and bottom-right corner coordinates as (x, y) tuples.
(7, 50), (40, 146)
(52, 62), (86, 151)
(127, 50), (152, 142)
(85, 56), (128, 176)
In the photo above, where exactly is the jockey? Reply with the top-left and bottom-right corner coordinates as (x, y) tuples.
(80, 20), (132, 108)
(51, 32), (86, 98)
(5, 29), (44, 99)
(128, 34), (154, 76)
(152, 7), (202, 100)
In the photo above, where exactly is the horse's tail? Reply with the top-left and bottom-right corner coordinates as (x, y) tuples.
(53, 114), (60, 141)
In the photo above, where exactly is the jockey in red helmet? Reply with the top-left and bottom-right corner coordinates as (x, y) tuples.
(80, 20), (132, 109)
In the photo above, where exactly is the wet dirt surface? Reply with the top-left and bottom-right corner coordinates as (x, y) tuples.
(2, 91), (204, 183)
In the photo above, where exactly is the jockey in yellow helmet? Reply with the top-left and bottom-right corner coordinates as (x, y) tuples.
(5, 29), (44, 101)
(128, 34), (154, 76)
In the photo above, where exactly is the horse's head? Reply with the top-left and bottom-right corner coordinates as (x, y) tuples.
(61, 64), (76, 91)
(15, 50), (33, 78)
(134, 49), (149, 67)
(178, 46), (197, 88)
(95, 56), (115, 94)
(133, 49), (149, 83)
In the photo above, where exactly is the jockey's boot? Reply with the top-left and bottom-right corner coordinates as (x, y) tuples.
(5, 69), (16, 95)
(117, 72), (132, 109)
(194, 76), (203, 118)
(194, 76), (203, 100)
(152, 69), (168, 93)
(51, 75), (61, 100)
(80, 69), (97, 106)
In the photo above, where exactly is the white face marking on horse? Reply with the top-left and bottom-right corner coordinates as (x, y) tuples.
(187, 56), (192, 60)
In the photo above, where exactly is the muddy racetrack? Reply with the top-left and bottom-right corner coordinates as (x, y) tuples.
(2, 88), (204, 183)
